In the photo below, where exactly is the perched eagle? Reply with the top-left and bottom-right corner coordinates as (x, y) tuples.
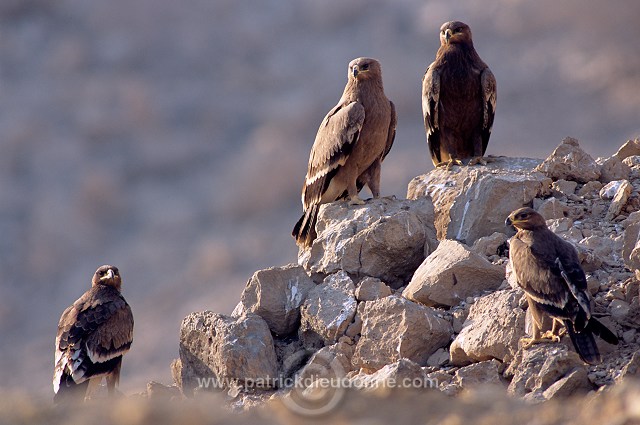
(292, 57), (397, 247)
(53, 265), (134, 403)
(506, 208), (618, 364)
(422, 21), (496, 168)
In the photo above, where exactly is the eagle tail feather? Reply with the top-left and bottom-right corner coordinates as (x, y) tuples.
(586, 317), (619, 346)
(292, 205), (319, 247)
(565, 319), (601, 365)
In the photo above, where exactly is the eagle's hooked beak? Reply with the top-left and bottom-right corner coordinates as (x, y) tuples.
(102, 269), (115, 281)
(505, 216), (513, 227)
(352, 66), (359, 78)
(444, 28), (453, 43)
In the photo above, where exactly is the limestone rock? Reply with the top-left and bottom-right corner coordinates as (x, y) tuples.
(299, 271), (357, 347)
(622, 212), (640, 271)
(505, 344), (586, 397)
(617, 352), (640, 383)
(551, 179), (577, 197)
(471, 232), (509, 257)
(604, 180), (632, 221)
(536, 197), (568, 220)
(233, 264), (315, 336)
(454, 359), (503, 389)
(355, 277), (392, 301)
(352, 295), (452, 372)
(178, 311), (278, 395)
(450, 289), (526, 366)
(535, 137), (601, 183)
(577, 181), (603, 197)
(300, 197), (437, 288)
(614, 139), (640, 161)
(599, 155), (631, 183)
(351, 358), (430, 391)
(403, 240), (505, 307)
(542, 367), (591, 399)
(407, 156), (551, 244)
(426, 348), (450, 367)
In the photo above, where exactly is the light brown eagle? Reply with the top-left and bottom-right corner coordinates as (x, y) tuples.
(53, 265), (134, 403)
(506, 208), (618, 364)
(293, 57), (396, 247)
(422, 21), (496, 168)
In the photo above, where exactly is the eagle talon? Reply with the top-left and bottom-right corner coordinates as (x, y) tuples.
(540, 331), (561, 343)
(520, 336), (557, 349)
(436, 159), (463, 170)
(468, 156), (490, 166)
(348, 196), (366, 206)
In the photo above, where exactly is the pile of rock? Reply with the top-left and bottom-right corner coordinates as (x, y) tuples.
(173, 137), (640, 405)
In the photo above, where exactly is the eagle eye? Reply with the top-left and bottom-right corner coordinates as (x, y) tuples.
(361, 63), (369, 70)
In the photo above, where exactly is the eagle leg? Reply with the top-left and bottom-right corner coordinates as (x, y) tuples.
(84, 377), (103, 401)
(348, 195), (366, 206)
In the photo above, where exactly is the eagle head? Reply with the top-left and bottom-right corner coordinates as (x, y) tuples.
(505, 207), (548, 231)
(92, 264), (122, 290)
(440, 21), (472, 46)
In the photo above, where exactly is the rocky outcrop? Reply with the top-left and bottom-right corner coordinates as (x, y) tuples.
(299, 197), (438, 288)
(175, 138), (640, 408)
(403, 239), (505, 307)
(407, 156), (551, 244)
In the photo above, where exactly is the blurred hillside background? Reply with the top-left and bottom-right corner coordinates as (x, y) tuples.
(0, 0), (638, 398)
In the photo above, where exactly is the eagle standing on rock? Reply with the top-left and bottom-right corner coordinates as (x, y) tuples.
(292, 57), (397, 248)
(422, 21), (496, 168)
(53, 265), (134, 403)
(506, 208), (618, 365)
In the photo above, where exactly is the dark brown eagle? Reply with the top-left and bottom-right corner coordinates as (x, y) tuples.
(422, 21), (496, 168)
(506, 208), (618, 364)
(292, 57), (397, 248)
(53, 265), (134, 403)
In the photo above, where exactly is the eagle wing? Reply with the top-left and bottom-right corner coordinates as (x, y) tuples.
(54, 288), (133, 393)
(480, 67), (497, 155)
(509, 235), (570, 310)
(302, 101), (365, 210)
(422, 63), (441, 166)
(382, 100), (397, 161)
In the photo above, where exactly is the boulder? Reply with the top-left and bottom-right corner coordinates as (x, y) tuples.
(471, 232), (509, 257)
(351, 358), (430, 391)
(504, 344), (587, 398)
(535, 137), (601, 183)
(453, 359), (503, 389)
(178, 311), (278, 395)
(300, 197), (438, 288)
(536, 197), (567, 220)
(403, 240), (505, 307)
(352, 295), (452, 372)
(614, 139), (640, 161)
(407, 156), (551, 244)
(622, 212), (640, 271)
(598, 155), (631, 183)
(617, 352), (640, 383)
(232, 264), (315, 336)
(604, 180), (632, 221)
(299, 271), (357, 347)
(551, 179), (577, 197)
(355, 277), (392, 301)
(450, 289), (526, 366)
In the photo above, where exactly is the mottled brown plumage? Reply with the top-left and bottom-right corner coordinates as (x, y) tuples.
(293, 57), (396, 247)
(53, 265), (134, 403)
(506, 208), (617, 364)
(422, 21), (496, 168)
